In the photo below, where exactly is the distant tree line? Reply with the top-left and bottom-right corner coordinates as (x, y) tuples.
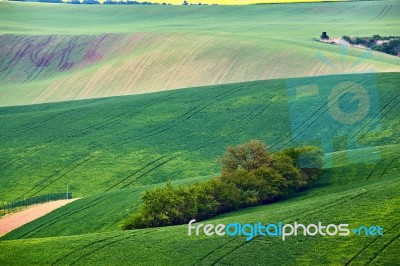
(9, 0), (172, 5)
(8, 0), (216, 4)
(123, 140), (324, 230)
(342, 35), (400, 57)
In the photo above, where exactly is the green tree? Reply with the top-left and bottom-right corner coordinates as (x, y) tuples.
(123, 141), (324, 230)
(220, 140), (271, 174)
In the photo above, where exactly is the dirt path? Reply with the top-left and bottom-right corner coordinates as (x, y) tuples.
(0, 199), (79, 237)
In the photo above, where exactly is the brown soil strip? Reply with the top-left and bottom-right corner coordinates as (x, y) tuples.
(0, 198), (79, 237)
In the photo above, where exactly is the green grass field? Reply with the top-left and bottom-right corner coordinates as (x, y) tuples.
(1, 73), (399, 202)
(1, 72), (400, 264)
(0, 1), (399, 106)
(1, 0), (400, 265)
(0, 146), (399, 265)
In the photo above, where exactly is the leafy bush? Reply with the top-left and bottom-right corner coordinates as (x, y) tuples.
(341, 35), (400, 56)
(374, 39), (400, 56)
(280, 146), (324, 184)
(123, 183), (197, 229)
(123, 140), (324, 230)
(220, 140), (271, 174)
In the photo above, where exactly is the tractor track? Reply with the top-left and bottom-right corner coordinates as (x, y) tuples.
(367, 231), (400, 264)
(13, 192), (122, 239)
(347, 86), (400, 147)
(111, 92), (279, 190)
(270, 78), (376, 152)
(196, 188), (375, 265)
(370, 5), (389, 21)
(4, 92), (177, 198)
(113, 83), (250, 148)
(345, 220), (400, 265)
(378, 156), (400, 179)
(17, 83), (247, 195)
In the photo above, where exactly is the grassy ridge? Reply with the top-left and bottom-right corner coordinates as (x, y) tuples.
(0, 72), (399, 242)
(1, 73), (399, 202)
(1, 143), (399, 241)
(2, 1), (399, 35)
(1, 1), (399, 264)
(0, 1), (399, 106)
(0, 146), (399, 264)
(0, 176), (210, 239)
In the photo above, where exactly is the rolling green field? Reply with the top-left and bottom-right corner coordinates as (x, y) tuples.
(0, 1), (399, 106)
(1, 72), (400, 264)
(1, 0), (400, 265)
(1, 73), (399, 202)
(0, 146), (399, 265)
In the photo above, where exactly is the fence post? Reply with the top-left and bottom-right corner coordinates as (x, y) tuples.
(2, 192), (73, 211)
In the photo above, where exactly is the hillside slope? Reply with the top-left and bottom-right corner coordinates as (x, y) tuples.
(0, 72), (399, 243)
(0, 71), (399, 264)
(0, 1), (399, 106)
(0, 146), (399, 265)
(1, 72), (399, 202)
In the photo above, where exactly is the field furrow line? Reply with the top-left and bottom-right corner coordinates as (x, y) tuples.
(347, 85), (399, 146)
(15, 156), (89, 200)
(345, 220), (400, 265)
(69, 234), (137, 265)
(358, 97), (400, 141)
(13, 186), (138, 239)
(132, 33), (184, 86)
(51, 233), (126, 266)
(2, 37), (35, 77)
(34, 78), (65, 104)
(370, 5), (388, 21)
(106, 155), (168, 191)
(0, 35), (25, 68)
(14, 194), (110, 239)
(208, 189), (376, 264)
(367, 233), (400, 264)
(119, 34), (162, 95)
(78, 64), (114, 99)
(163, 35), (219, 90)
(215, 45), (250, 85)
(270, 77), (376, 151)
(378, 156), (400, 179)
(0, 108), (84, 142)
(114, 91), (279, 189)
(113, 83), (249, 148)
(27, 155), (97, 198)
(24, 36), (57, 83)
(378, 5), (392, 21)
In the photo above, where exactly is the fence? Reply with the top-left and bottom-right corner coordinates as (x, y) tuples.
(0, 193), (72, 210)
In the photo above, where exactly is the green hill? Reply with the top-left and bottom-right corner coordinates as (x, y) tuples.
(1, 72), (399, 202)
(0, 72), (399, 244)
(1, 1), (400, 264)
(0, 146), (399, 264)
(0, 1), (399, 106)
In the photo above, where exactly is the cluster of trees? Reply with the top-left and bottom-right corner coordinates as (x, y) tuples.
(342, 35), (400, 56)
(11, 0), (216, 5)
(10, 0), (170, 4)
(123, 140), (323, 230)
(182, 1), (212, 5)
(103, 0), (162, 5)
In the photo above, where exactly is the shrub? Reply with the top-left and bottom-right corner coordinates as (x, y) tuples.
(220, 140), (271, 174)
(341, 35), (400, 56)
(379, 39), (400, 56)
(122, 183), (197, 229)
(123, 141), (324, 230)
(280, 146), (324, 184)
(342, 35), (353, 44)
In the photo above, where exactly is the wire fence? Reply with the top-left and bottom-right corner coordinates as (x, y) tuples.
(0, 193), (72, 210)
